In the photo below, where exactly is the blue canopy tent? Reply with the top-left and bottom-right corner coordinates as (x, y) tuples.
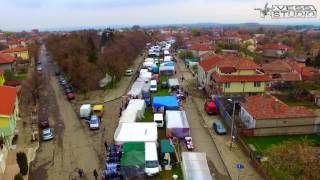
(152, 96), (179, 110)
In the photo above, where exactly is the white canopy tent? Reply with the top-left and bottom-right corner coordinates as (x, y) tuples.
(114, 122), (158, 145)
(119, 99), (146, 123)
(181, 152), (213, 180)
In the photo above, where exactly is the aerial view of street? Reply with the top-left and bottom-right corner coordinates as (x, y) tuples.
(0, 1), (320, 180)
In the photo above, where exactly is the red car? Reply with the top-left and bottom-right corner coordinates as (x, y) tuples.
(204, 101), (217, 115)
(67, 92), (75, 101)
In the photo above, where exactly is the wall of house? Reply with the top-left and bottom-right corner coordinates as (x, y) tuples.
(222, 82), (266, 93)
(5, 51), (29, 60)
(0, 74), (5, 85)
(197, 65), (206, 87)
(253, 125), (315, 136)
(255, 117), (316, 128)
(0, 117), (9, 128)
(263, 49), (285, 58)
(237, 70), (256, 75)
(0, 63), (13, 71)
(240, 107), (256, 128)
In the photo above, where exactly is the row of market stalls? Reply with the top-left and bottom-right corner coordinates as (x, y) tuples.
(103, 41), (212, 179)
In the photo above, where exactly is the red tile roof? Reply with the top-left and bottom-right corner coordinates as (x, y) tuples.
(262, 60), (293, 73)
(189, 44), (212, 51)
(198, 55), (223, 72)
(0, 86), (17, 116)
(279, 73), (301, 81)
(212, 73), (271, 83)
(262, 44), (293, 51)
(242, 95), (316, 120)
(0, 53), (16, 64)
(0, 47), (28, 54)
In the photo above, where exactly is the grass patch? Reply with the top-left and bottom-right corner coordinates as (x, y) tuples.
(274, 94), (319, 109)
(140, 107), (153, 122)
(243, 134), (320, 155)
(158, 164), (183, 180)
(13, 73), (27, 80)
(159, 74), (169, 82)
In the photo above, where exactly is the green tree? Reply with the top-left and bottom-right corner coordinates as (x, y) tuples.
(191, 28), (200, 36)
(14, 173), (24, 180)
(16, 152), (28, 175)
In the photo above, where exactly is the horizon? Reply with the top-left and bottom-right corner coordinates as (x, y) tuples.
(0, 0), (319, 31)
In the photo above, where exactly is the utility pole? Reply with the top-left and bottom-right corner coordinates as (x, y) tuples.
(229, 99), (236, 150)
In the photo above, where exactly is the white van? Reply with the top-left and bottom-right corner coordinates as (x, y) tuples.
(154, 113), (164, 128)
(150, 80), (157, 92)
(80, 104), (91, 118)
(145, 142), (160, 176)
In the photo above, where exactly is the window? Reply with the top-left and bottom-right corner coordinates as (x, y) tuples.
(224, 82), (230, 88)
(254, 81), (261, 87)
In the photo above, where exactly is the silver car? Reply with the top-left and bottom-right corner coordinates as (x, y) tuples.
(42, 128), (54, 141)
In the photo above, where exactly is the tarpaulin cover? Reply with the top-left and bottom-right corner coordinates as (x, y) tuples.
(152, 96), (179, 110)
(114, 122), (158, 145)
(119, 99), (146, 123)
(166, 110), (190, 138)
(121, 142), (145, 166)
(121, 142), (145, 179)
(168, 79), (179, 88)
(160, 139), (174, 153)
(181, 152), (212, 180)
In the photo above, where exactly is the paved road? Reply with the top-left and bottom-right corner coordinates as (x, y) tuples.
(173, 57), (230, 179)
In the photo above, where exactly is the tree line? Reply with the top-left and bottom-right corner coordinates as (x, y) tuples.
(46, 30), (149, 93)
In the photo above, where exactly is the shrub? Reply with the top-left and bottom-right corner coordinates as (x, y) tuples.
(14, 173), (24, 180)
(16, 152), (28, 175)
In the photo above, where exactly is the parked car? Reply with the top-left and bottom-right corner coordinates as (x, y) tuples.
(212, 122), (227, 135)
(204, 101), (217, 115)
(89, 115), (100, 130)
(125, 69), (134, 76)
(67, 92), (75, 101)
(38, 118), (50, 129)
(37, 66), (42, 71)
(42, 128), (54, 141)
(60, 79), (67, 86)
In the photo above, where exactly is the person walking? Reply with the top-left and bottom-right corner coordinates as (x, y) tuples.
(104, 141), (108, 151)
(78, 168), (84, 178)
(93, 169), (98, 180)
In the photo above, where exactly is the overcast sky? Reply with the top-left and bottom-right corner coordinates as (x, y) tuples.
(0, 0), (319, 30)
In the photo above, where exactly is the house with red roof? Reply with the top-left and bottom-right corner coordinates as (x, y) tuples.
(7, 39), (27, 49)
(239, 94), (317, 136)
(0, 86), (19, 174)
(189, 43), (213, 58)
(0, 54), (16, 71)
(198, 54), (271, 94)
(0, 47), (29, 60)
(262, 59), (302, 83)
(261, 43), (293, 58)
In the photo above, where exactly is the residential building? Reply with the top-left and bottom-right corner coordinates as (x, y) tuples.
(0, 70), (5, 85)
(7, 39), (27, 49)
(0, 54), (16, 71)
(0, 86), (18, 173)
(262, 59), (301, 83)
(200, 55), (270, 94)
(0, 47), (29, 60)
(189, 43), (213, 58)
(239, 94), (318, 136)
(261, 44), (293, 58)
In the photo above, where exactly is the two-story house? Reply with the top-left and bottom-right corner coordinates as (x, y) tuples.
(198, 55), (271, 95)
(0, 47), (29, 61)
(0, 86), (18, 173)
(213, 55), (271, 94)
